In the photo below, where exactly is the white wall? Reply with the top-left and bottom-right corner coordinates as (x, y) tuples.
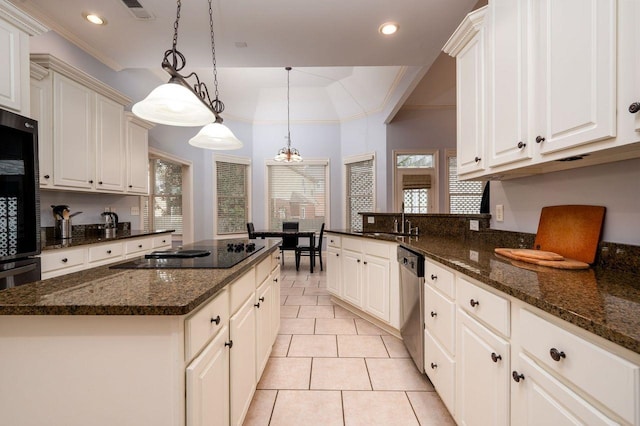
(491, 158), (640, 245)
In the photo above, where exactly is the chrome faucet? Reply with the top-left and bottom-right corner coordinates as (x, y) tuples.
(401, 202), (405, 234)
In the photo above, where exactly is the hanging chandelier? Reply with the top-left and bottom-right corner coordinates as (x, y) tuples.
(132, 0), (242, 150)
(274, 67), (302, 162)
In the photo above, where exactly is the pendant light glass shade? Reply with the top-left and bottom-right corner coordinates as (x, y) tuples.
(188, 121), (243, 150)
(132, 81), (215, 127)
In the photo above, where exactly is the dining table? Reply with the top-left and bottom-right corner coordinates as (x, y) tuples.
(252, 230), (316, 273)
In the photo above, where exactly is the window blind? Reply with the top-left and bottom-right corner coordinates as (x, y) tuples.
(448, 156), (483, 214)
(346, 159), (373, 231)
(267, 163), (327, 232)
(151, 159), (183, 234)
(216, 161), (248, 234)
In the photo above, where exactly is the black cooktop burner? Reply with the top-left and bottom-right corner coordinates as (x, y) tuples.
(111, 239), (266, 270)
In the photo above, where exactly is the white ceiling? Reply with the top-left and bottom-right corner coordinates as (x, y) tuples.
(11, 0), (478, 122)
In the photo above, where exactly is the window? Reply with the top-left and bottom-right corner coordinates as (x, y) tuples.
(446, 152), (484, 214)
(394, 151), (438, 213)
(145, 158), (183, 235)
(214, 155), (250, 236)
(345, 154), (374, 231)
(266, 160), (329, 232)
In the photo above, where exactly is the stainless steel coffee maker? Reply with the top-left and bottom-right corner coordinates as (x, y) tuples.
(101, 211), (119, 238)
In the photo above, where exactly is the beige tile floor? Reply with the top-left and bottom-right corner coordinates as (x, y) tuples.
(243, 254), (456, 426)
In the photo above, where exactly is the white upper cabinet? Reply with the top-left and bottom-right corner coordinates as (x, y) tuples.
(445, 0), (640, 180)
(487, 0), (532, 168)
(443, 7), (487, 176)
(30, 54), (135, 194)
(532, 0), (616, 155)
(0, 2), (46, 115)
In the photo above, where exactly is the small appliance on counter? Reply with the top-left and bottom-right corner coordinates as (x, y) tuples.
(0, 108), (42, 289)
(101, 211), (119, 238)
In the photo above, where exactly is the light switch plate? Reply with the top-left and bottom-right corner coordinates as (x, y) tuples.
(496, 204), (504, 222)
(469, 220), (479, 231)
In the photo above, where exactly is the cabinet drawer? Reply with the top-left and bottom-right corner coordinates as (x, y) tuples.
(520, 308), (640, 425)
(342, 237), (362, 252)
(327, 235), (341, 248)
(40, 247), (85, 273)
(88, 242), (123, 263)
(363, 240), (390, 258)
(425, 329), (456, 416)
(256, 257), (271, 287)
(124, 237), (152, 255)
(230, 270), (255, 313)
(425, 284), (456, 355)
(457, 277), (510, 337)
(271, 250), (281, 270)
(185, 289), (229, 362)
(152, 234), (171, 248)
(425, 260), (455, 299)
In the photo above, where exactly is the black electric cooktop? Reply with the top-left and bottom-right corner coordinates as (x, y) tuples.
(111, 239), (266, 269)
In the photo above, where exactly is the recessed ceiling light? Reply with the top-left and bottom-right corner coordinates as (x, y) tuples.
(379, 22), (399, 35)
(83, 13), (107, 25)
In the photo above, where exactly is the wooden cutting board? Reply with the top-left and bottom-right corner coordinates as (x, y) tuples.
(533, 205), (606, 264)
(495, 248), (590, 269)
(509, 249), (564, 261)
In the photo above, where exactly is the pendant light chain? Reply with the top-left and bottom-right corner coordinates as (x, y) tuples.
(208, 0), (224, 114)
(172, 0), (181, 51)
(287, 66), (291, 148)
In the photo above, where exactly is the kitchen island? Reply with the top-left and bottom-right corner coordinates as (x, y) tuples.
(0, 239), (281, 426)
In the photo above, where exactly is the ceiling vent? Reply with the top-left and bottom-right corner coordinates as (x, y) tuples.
(120, 0), (155, 21)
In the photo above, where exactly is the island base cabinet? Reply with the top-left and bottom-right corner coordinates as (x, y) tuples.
(326, 247), (341, 296)
(425, 329), (456, 417)
(229, 294), (257, 426)
(456, 309), (510, 426)
(255, 277), (272, 380)
(186, 326), (230, 426)
(511, 353), (618, 426)
(271, 265), (281, 342)
(363, 254), (390, 322)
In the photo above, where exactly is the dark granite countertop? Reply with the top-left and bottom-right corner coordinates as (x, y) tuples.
(327, 229), (640, 355)
(41, 229), (174, 251)
(0, 239), (280, 316)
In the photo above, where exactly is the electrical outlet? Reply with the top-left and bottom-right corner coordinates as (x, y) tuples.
(469, 250), (479, 262)
(496, 204), (504, 222)
(131, 206), (140, 216)
(469, 220), (479, 231)
(367, 216), (375, 224)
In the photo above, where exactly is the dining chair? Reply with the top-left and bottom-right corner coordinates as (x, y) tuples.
(247, 222), (255, 239)
(280, 221), (299, 265)
(296, 223), (324, 271)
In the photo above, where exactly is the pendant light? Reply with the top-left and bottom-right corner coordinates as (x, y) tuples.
(189, 0), (243, 150)
(132, 0), (242, 150)
(274, 67), (302, 162)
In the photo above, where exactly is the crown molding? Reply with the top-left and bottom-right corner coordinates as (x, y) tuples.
(125, 112), (155, 130)
(0, 0), (47, 35)
(442, 5), (487, 57)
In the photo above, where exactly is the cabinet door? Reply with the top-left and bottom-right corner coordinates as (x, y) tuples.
(363, 255), (390, 322)
(326, 247), (341, 296)
(229, 295), (257, 426)
(186, 326), (230, 426)
(95, 94), (125, 192)
(456, 17), (486, 175)
(0, 19), (22, 111)
(533, 0), (616, 154)
(255, 278), (272, 381)
(126, 119), (150, 194)
(30, 74), (53, 187)
(511, 353), (617, 426)
(53, 73), (94, 189)
(341, 249), (362, 307)
(487, 0), (532, 167)
(270, 265), (281, 342)
(457, 309), (510, 426)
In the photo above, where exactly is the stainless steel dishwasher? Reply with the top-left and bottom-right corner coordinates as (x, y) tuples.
(398, 245), (425, 373)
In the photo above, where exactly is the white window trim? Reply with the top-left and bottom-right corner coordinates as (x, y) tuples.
(147, 147), (194, 244)
(213, 153), (252, 240)
(264, 158), (331, 230)
(392, 149), (439, 213)
(343, 152), (376, 230)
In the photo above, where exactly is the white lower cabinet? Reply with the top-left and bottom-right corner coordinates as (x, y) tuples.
(362, 253), (390, 322)
(511, 352), (618, 426)
(341, 248), (363, 307)
(457, 308), (510, 426)
(186, 326), (230, 426)
(229, 294), (257, 425)
(326, 246), (341, 296)
(270, 264), (281, 342)
(255, 277), (272, 380)
(425, 328), (456, 415)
